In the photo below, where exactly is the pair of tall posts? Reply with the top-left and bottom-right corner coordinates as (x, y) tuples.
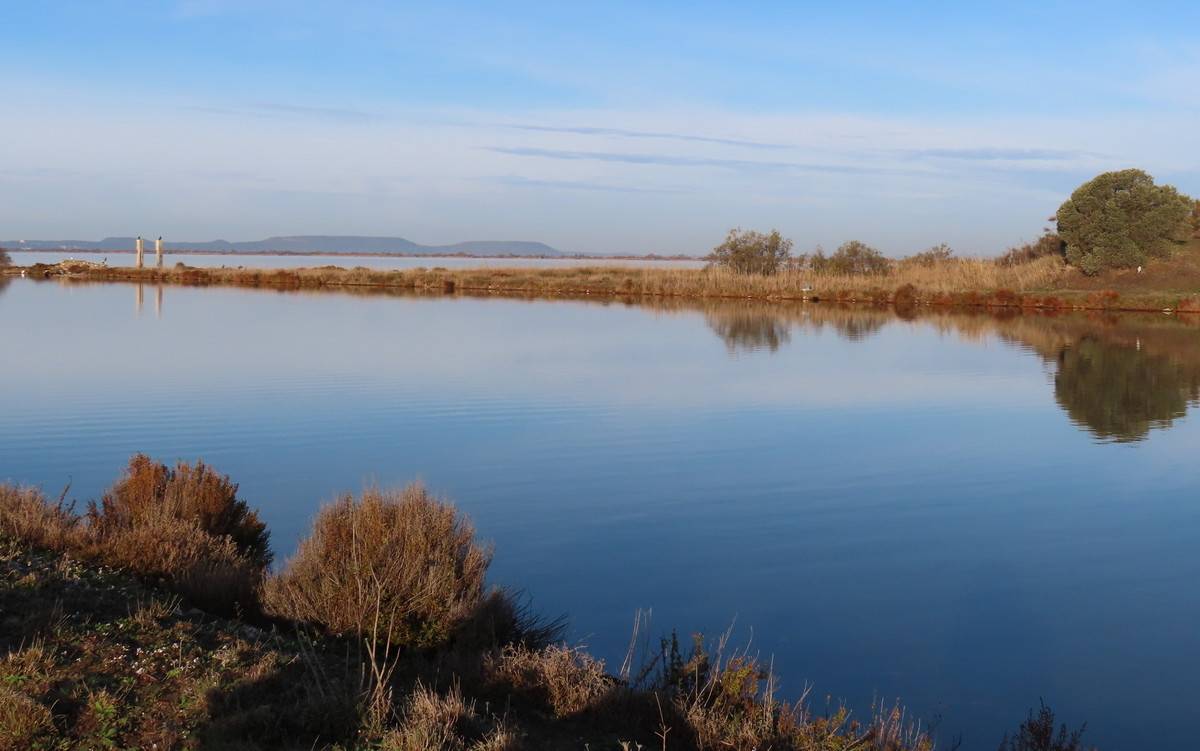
(134, 236), (164, 269)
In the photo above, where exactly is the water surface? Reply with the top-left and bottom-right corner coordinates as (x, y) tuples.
(1, 278), (1197, 749)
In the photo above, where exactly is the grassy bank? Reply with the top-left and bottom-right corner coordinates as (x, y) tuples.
(15, 238), (1200, 313)
(0, 458), (1094, 750)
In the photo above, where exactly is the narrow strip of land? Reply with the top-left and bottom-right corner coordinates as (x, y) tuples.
(8, 245), (1200, 314)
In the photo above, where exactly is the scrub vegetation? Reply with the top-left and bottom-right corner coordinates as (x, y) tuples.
(0, 457), (1096, 750)
(11, 170), (1200, 312)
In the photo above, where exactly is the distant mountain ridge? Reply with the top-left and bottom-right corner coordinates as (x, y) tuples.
(2, 235), (565, 257)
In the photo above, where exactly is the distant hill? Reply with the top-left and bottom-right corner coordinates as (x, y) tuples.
(1, 235), (565, 257)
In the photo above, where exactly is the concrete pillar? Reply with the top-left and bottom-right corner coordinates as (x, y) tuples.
(156, 237), (163, 268)
(135, 236), (144, 269)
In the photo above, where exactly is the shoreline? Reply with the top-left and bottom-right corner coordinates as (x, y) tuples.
(10, 259), (1200, 315)
(5, 248), (701, 262)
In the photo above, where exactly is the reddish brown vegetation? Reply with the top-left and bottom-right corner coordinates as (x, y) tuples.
(262, 485), (492, 650)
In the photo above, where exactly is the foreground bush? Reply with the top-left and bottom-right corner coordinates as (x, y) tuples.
(263, 484), (492, 649)
(1056, 169), (1193, 275)
(0, 484), (81, 552)
(90, 453), (271, 569)
(0, 456), (1105, 749)
(486, 644), (614, 719)
(1, 457), (269, 615)
(706, 228), (793, 275)
(998, 701), (1094, 750)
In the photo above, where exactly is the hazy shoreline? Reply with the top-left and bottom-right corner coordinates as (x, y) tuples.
(6, 248), (701, 262)
(12, 256), (1200, 314)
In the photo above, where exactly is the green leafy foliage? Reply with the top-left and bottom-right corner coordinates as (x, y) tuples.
(707, 228), (793, 275)
(900, 243), (954, 268)
(1056, 169), (1193, 275)
(810, 240), (891, 276)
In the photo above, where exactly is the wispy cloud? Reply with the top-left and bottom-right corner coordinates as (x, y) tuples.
(486, 146), (913, 175)
(485, 175), (690, 194)
(904, 147), (1101, 161)
(497, 123), (790, 150)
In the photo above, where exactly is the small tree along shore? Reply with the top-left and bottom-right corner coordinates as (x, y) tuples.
(706, 227), (793, 275)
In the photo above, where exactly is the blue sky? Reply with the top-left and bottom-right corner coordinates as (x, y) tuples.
(2, 1), (1198, 255)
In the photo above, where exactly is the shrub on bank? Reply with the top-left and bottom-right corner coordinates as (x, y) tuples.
(811, 240), (892, 276)
(998, 232), (1065, 267)
(0, 248), (11, 268)
(263, 484), (493, 649)
(706, 228), (794, 275)
(1, 457), (269, 615)
(1056, 169), (1193, 275)
(90, 453), (271, 569)
(0, 485), (82, 552)
(0, 456), (1101, 750)
(900, 243), (954, 268)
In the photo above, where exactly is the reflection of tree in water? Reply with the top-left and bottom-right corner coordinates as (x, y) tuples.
(826, 312), (888, 342)
(0, 276), (11, 297)
(705, 309), (791, 352)
(1053, 335), (1200, 443)
(703, 305), (891, 353)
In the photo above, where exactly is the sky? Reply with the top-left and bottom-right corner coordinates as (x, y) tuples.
(2, 1), (1199, 256)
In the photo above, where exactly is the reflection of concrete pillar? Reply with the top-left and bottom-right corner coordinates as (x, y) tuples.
(156, 237), (163, 268)
(136, 236), (144, 269)
(155, 286), (163, 318)
(136, 283), (144, 314)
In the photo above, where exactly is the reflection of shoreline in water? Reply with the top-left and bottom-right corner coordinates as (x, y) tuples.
(700, 302), (1200, 443)
(31, 277), (1200, 442)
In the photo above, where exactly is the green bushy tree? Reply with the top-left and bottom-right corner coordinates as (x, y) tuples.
(1056, 169), (1193, 275)
(811, 240), (891, 275)
(901, 243), (954, 268)
(706, 228), (793, 275)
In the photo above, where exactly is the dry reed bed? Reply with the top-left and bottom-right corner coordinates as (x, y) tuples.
(31, 255), (1198, 312)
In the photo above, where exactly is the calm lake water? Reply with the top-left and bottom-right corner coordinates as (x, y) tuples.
(2, 277), (1198, 750)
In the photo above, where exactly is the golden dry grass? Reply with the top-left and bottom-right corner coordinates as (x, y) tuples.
(485, 644), (615, 719)
(0, 685), (55, 751)
(0, 485), (82, 553)
(30, 253), (1068, 298)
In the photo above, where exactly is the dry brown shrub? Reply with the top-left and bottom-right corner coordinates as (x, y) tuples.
(0, 484), (82, 552)
(381, 683), (516, 751)
(263, 484), (491, 649)
(96, 507), (261, 614)
(648, 632), (932, 751)
(0, 686), (55, 751)
(91, 454), (271, 569)
(486, 644), (614, 719)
